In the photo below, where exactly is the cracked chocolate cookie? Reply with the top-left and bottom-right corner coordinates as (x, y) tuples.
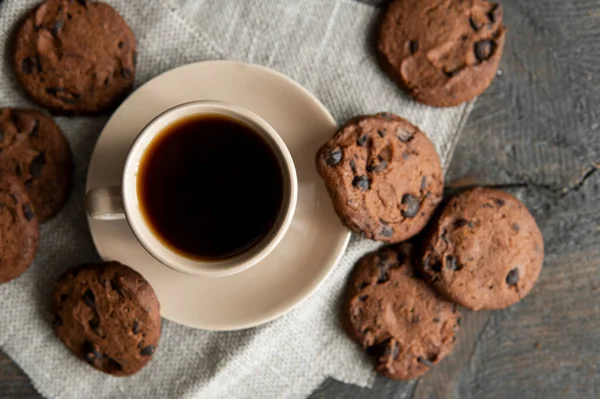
(52, 262), (161, 376)
(14, 0), (137, 114)
(316, 113), (443, 242)
(420, 188), (544, 310)
(0, 108), (72, 222)
(0, 172), (40, 283)
(343, 244), (461, 380)
(378, 0), (506, 107)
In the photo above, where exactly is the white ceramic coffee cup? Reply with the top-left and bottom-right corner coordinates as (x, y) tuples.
(85, 101), (298, 278)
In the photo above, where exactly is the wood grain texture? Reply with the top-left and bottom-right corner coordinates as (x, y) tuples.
(3, 0), (600, 398)
(0, 351), (39, 399)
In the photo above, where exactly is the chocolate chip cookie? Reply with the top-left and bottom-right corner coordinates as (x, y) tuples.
(0, 171), (40, 283)
(14, 0), (137, 114)
(52, 262), (161, 376)
(379, 0), (506, 107)
(316, 113), (443, 242)
(0, 108), (72, 221)
(420, 188), (544, 310)
(343, 244), (461, 380)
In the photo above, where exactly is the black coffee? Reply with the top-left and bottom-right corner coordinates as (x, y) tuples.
(137, 114), (284, 260)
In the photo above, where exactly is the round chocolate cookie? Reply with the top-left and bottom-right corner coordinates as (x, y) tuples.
(316, 113), (443, 242)
(378, 0), (506, 107)
(52, 262), (161, 376)
(420, 188), (544, 310)
(0, 171), (40, 284)
(14, 0), (137, 114)
(0, 108), (72, 222)
(343, 244), (461, 380)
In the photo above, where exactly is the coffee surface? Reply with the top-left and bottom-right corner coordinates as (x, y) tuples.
(137, 114), (284, 260)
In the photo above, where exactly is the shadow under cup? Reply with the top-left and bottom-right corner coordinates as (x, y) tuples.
(122, 101), (298, 277)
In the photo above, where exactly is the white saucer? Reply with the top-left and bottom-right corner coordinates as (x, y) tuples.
(86, 61), (350, 330)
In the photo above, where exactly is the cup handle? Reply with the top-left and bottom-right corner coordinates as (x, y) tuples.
(85, 186), (126, 220)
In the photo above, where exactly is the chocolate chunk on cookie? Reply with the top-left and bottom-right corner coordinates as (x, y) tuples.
(0, 108), (72, 221)
(420, 188), (544, 310)
(0, 172), (40, 283)
(378, 0), (506, 107)
(343, 244), (461, 380)
(316, 113), (443, 242)
(14, 0), (137, 114)
(52, 262), (161, 376)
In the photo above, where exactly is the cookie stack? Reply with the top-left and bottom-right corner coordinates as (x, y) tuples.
(318, 113), (544, 380)
(1, 0), (161, 376)
(315, 0), (543, 381)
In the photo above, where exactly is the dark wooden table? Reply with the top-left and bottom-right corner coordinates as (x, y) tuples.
(2, 0), (599, 398)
